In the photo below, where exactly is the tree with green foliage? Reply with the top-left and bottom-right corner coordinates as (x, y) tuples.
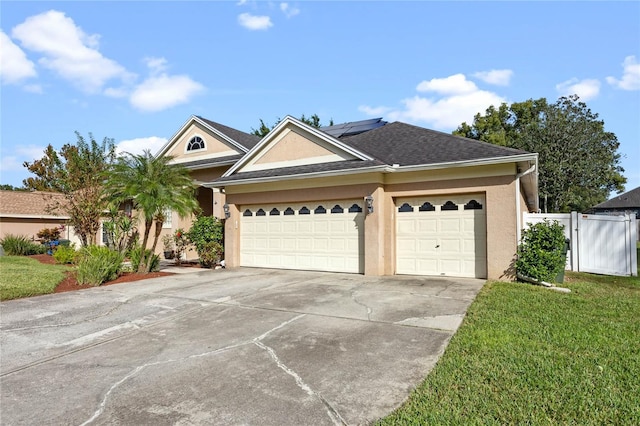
(454, 95), (626, 212)
(251, 114), (334, 137)
(0, 184), (27, 191)
(23, 132), (117, 246)
(106, 151), (199, 273)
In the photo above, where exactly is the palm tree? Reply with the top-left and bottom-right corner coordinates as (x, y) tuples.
(106, 150), (199, 273)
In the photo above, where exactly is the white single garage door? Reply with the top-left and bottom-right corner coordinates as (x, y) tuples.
(241, 200), (365, 273)
(396, 194), (487, 278)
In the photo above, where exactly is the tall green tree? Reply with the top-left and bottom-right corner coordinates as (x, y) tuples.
(106, 151), (199, 273)
(23, 132), (117, 245)
(251, 114), (334, 137)
(454, 95), (626, 212)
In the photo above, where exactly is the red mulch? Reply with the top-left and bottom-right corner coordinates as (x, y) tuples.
(28, 254), (176, 293)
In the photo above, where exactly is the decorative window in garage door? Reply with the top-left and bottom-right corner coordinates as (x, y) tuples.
(395, 194), (487, 278)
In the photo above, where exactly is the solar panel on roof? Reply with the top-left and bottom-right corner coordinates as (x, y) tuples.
(320, 117), (387, 138)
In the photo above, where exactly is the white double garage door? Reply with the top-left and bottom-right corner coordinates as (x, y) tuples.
(240, 194), (487, 278)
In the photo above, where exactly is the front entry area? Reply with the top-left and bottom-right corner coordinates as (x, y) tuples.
(240, 200), (365, 273)
(396, 194), (487, 278)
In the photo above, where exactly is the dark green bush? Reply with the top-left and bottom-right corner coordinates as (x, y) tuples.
(128, 246), (160, 272)
(187, 215), (223, 261)
(76, 246), (124, 286)
(199, 241), (223, 268)
(53, 244), (78, 264)
(0, 234), (47, 256)
(516, 220), (567, 282)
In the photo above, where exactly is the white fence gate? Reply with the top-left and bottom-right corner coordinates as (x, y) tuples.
(523, 212), (638, 277)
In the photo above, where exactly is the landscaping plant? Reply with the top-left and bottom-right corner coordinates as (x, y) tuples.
(187, 215), (224, 266)
(128, 245), (160, 272)
(516, 219), (567, 282)
(76, 245), (124, 286)
(53, 244), (78, 264)
(172, 228), (191, 265)
(198, 241), (223, 268)
(0, 234), (47, 256)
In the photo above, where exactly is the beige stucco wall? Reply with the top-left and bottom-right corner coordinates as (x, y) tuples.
(222, 167), (522, 280)
(255, 129), (335, 164)
(167, 122), (240, 162)
(0, 217), (83, 246)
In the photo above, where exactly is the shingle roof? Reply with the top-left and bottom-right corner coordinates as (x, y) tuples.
(214, 160), (385, 183)
(0, 190), (69, 217)
(176, 154), (244, 169)
(196, 116), (261, 150)
(341, 122), (529, 166)
(215, 120), (533, 184)
(592, 186), (640, 209)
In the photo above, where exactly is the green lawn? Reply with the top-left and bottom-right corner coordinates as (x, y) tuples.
(0, 256), (71, 301)
(378, 271), (640, 425)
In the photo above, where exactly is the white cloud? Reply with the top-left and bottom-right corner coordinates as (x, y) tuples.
(606, 55), (640, 90)
(144, 57), (168, 75)
(130, 74), (205, 112)
(555, 78), (601, 101)
(361, 73), (507, 130)
(358, 105), (391, 116)
(0, 30), (37, 84)
(0, 154), (22, 172)
(0, 144), (47, 172)
(238, 13), (273, 30)
(116, 136), (167, 156)
(472, 69), (513, 86)
(11, 10), (133, 93)
(16, 144), (48, 160)
(280, 3), (300, 18)
(416, 74), (477, 95)
(23, 84), (43, 94)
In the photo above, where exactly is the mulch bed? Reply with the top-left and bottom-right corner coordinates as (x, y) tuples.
(28, 254), (176, 294)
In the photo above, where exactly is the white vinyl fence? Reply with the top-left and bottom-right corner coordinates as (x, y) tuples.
(523, 212), (638, 277)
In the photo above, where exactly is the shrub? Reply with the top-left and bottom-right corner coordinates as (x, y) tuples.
(199, 241), (223, 268)
(187, 215), (223, 261)
(36, 226), (62, 243)
(76, 245), (124, 286)
(516, 220), (567, 282)
(53, 244), (78, 264)
(173, 228), (191, 265)
(128, 246), (160, 272)
(0, 234), (47, 256)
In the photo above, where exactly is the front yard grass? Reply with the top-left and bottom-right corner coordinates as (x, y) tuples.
(379, 271), (640, 425)
(0, 256), (70, 301)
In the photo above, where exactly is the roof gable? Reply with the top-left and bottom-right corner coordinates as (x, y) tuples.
(155, 116), (260, 167)
(223, 116), (373, 176)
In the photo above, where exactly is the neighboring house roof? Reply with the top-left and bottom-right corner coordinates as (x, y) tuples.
(0, 190), (69, 219)
(592, 186), (640, 210)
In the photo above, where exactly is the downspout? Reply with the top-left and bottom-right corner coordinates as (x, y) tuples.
(515, 164), (536, 245)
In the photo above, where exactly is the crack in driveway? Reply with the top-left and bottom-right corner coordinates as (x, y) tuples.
(79, 314), (313, 425)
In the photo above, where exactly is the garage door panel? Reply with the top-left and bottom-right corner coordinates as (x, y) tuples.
(241, 200), (363, 273)
(417, 219), (437, 233)
(396, 194), (487, 278)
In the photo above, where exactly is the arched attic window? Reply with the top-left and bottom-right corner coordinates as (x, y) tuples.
(186, 136), (205, 152)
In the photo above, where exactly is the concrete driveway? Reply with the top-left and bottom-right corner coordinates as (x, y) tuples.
(1, 268), (483, 425)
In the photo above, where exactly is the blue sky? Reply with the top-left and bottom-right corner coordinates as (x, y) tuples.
(1, 1), (639, 195)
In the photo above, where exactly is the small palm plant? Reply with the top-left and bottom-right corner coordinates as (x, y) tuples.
(106, 150), (199, 273)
